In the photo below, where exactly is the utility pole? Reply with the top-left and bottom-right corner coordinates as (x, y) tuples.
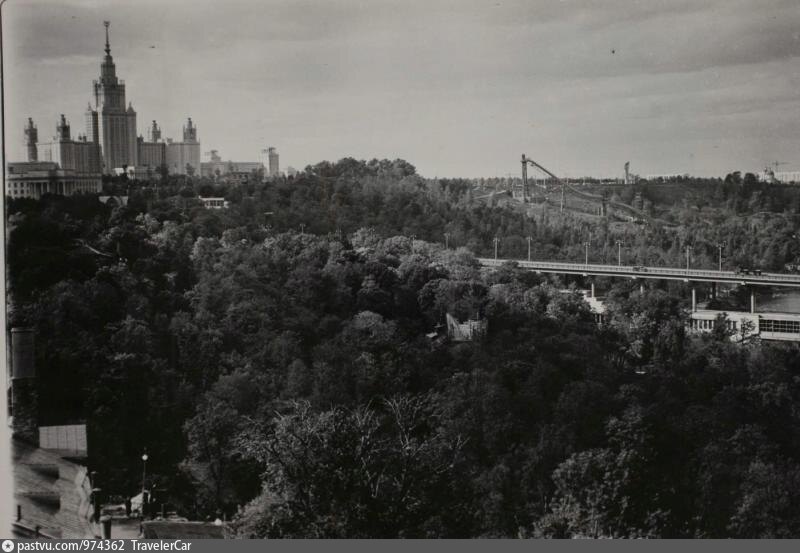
(494, 236), (500, 260)
(685, 245), (692, 272)
(717, 241), (726, 271)
(527, 236), (532, 262)
(615, 240), (623, 266)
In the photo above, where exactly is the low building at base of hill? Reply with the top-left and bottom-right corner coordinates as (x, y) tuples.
(198, 196), (229, 209)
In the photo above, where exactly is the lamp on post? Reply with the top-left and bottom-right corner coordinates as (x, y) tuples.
(615, 240), (623, 266)
(716, 241), (726, 271)
(141, 450), (149, 517)
(493, 236), (500, 260)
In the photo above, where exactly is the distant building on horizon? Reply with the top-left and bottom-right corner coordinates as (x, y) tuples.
(201, 149), (265, 183)
(644, 173), (690, 181)
(759, 168), (800, 184)
(774, 171), (800, 184)
(268, 147), (279, 177)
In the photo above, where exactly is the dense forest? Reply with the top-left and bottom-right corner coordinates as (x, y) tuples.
(7, 158), (800, 537)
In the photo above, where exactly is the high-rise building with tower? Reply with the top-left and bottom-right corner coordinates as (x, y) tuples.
(8, 115), (102, 199)
(88, 21), (138, 172)
(7, 21), (205, 196)
(165, 118), (201, 175)
(137, 120), (166, 173)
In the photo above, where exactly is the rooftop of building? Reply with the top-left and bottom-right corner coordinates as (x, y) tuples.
(12, 436), (95, 539)
(7, 161), (61, 173)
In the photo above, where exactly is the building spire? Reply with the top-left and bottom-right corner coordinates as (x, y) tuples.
(104, 20), (111, 55)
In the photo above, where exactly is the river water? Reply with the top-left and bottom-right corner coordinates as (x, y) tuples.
(758, 291), (800, 313)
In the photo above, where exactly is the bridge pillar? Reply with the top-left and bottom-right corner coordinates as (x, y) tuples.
(711, 282), (717, 300)
(590, 282), (595, 298)
(691, 287), (697, 312)
(751, 289), (756, 314)
(639, 283), (645, 295)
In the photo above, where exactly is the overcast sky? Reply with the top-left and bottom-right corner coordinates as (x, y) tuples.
(3, 0), (799, 178)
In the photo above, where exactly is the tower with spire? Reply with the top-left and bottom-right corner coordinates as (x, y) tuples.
(90, 21), (137, 172)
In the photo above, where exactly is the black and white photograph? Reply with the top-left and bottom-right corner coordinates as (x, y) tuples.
(2, 0), (800, 541)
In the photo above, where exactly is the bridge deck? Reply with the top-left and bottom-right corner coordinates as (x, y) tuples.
(478, 258), (800, 288)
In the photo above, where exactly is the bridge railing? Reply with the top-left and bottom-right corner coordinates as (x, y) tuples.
(477, 258), (800, 284)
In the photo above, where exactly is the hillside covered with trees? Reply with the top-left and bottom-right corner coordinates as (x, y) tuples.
(6, 158), (800, 537)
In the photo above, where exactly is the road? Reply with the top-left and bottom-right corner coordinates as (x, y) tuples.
(478, 258), (800, 288)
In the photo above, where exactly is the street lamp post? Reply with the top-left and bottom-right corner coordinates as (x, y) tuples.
(615, 240), (623, 266)
(141, 451), (149, 494)
(527, 236), (532, 262)
(141, 450), (149, 518)
(717, 242), (726, 271)
(494, 237), (500, 260)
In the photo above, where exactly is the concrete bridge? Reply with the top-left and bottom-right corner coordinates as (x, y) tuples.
(479, 257), (800, 316)
(477, 258), (800, 288)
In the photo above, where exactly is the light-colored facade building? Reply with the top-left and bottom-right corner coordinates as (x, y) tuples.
(200, 150), (264, 182)
(36, 115), (102, 177)
(6, 162), (101, 199)
(165, 118), (201, 175)
(138, 140), (166, 170)
(198, 197), (229, 209)
(758, 168), (800, 184)
(774, 171), (800, 184)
